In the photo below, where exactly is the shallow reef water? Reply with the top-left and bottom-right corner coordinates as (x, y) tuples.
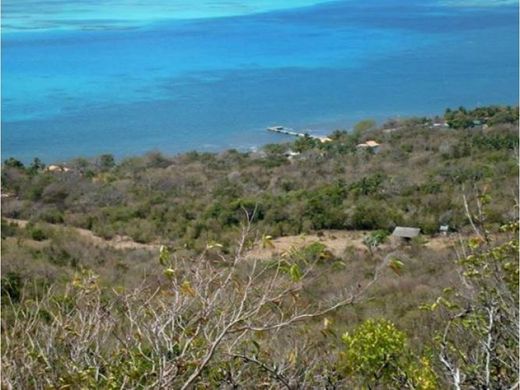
(2, 0), (518, 162)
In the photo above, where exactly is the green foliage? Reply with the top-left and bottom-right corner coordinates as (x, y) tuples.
(38, 208), (64, 224)
(1, 219), (19, 238)
(0, 106), (517, 389)
(288, 263), (303, 282)
(1, 106), (516, 250)
(445, 105), (519, 129)
(340, 319), (436, 389)
(350, 201), (398, 230)
(261, 234), (274, 249)
(352, 119), (377, 142)
(293, 135), (321, 153)
(1, 272), (23, 303)
(98, 153), (116, 171)
(27, 157), (45, 175)
(388, 258), (405, 276)
(28, 225), (48, 241)
(303, 182), (348, 229)
(301, 242), (329, 260)
(349, 174), (385, 197)
(341, 319), (407, 382)
(159, 245), (170, 266)
(354, 119), (377, 133)
(263, 143), (288, 155)
(363, 230), (388, 254)
(487, 108), (519, 126)
(425, 221), (519, 388)
(288, 241), (334, 263)
(3, 157), (24, 169)
(144, 151), (171, 168)
(444, 109), (473, 129)
(472, 132), (519, 151)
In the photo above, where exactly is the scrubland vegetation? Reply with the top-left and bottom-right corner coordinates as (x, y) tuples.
(1, 105), (518, 388)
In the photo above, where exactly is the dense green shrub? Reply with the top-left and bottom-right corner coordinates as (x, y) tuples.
(340, 319), (437, 389)
(1, 219), (18, 238)
(1, 272), (22, 302)
(37, 207), (64, 224)
(28, 225), (48, 241)
(472, 132), (519, 151)
(350, 202), (398, 230)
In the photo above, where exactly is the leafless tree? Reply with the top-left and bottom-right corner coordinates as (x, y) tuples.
(2, 211), (381, 389)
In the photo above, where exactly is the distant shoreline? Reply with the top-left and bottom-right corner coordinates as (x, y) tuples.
(4, 105), (518, 166)
(3, 0), (518, 164)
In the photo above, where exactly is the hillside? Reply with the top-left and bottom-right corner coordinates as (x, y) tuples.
(1, 105), (518, 389)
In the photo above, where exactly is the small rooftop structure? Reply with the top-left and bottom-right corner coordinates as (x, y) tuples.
(365, 140), (379, 147)
(392, 227), (420, 240)
(46, 165), (72, 173)
(47, 165), (62, 172)
(357, 140), (380, 148)
(317, 136), (332, 143)
(284, 150), (301, 160)
(356, 140), (381, 153)
(432, 122), (449, 128)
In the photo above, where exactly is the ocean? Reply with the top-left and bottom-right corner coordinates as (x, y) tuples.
(2, 0), (518, 163)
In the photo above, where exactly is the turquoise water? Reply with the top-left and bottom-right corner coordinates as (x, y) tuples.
(2, 0), (333, 32)
(2, 0), (518, 163)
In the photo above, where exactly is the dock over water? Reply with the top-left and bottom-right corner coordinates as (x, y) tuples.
(267, 126), (332, 143)
(267, 126), (306, 137)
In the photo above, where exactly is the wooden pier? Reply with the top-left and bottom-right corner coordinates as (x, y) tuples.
(267, 126), (332, 143)
(267, 126), (306, 138)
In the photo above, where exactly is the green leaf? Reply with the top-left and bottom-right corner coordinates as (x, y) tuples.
(468, 237), (483, 250)
(163, 268), (175, 279)
(251, 340), (261, 354)
(388, 259), (404, 276)
(207, 241), (223, 250)
(289, 264), (302, 282)
(159, 245), (170, 266)
(180, 280), (196, 297)
(261, 234), (275, 249)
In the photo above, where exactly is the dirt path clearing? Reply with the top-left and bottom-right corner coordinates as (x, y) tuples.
(247, 230), (457, 260)
(3, 217), (457, 257)
(3, 217), (160, 251)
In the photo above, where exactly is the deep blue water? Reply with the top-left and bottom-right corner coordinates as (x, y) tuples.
(2, 0), (518, 163)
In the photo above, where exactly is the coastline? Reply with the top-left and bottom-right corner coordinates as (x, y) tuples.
(4, 104), (519, 166)
(2, 0), (518, 164)
(4, 102), (519, 165)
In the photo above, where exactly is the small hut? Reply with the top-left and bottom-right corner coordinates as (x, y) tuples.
(317, 136), (332, 143)
(284, 150), (300, 160)
(46, 165), (72, 173)
(46, 164), (63, 172)
(391, 227), (420, 243)
(356, 140), (381, 153)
